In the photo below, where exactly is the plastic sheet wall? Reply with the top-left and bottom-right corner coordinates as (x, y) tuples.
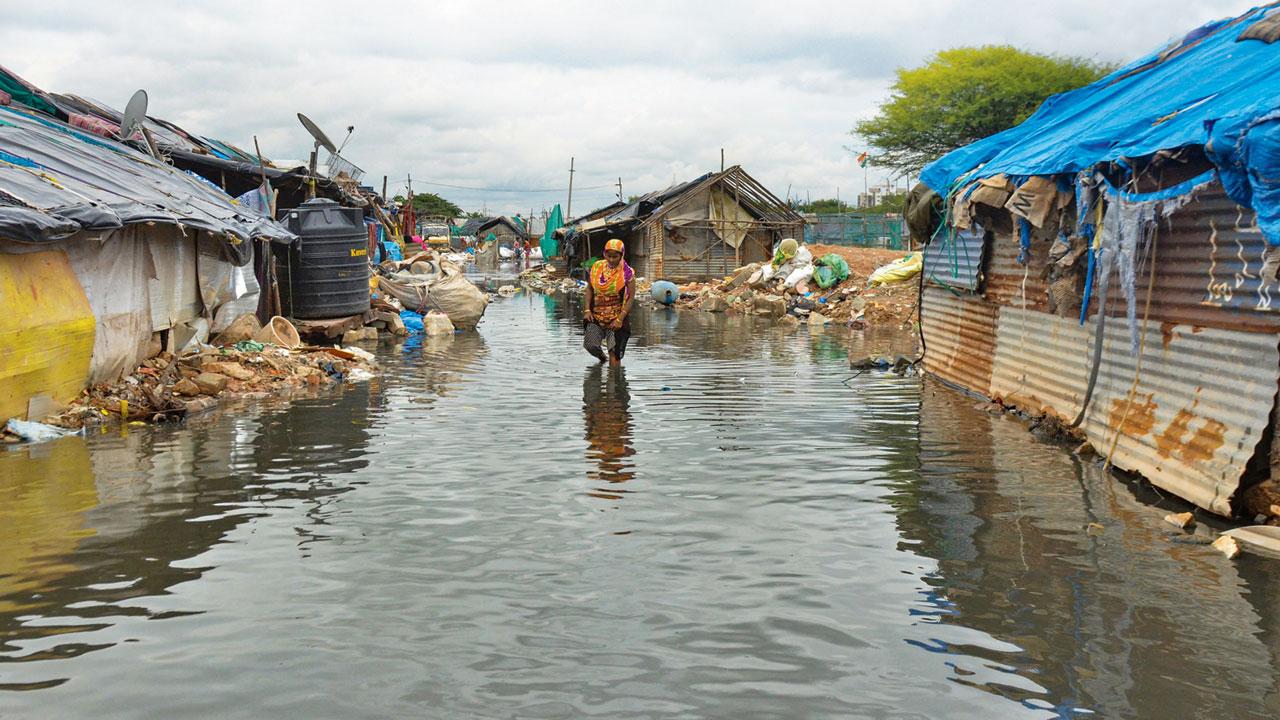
(0, 228), (260, 415)
(0, 249), (95, 421)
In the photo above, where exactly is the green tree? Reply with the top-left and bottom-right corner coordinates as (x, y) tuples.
(798, 193), (907, 215)
(798, 198), (846, 214)
(392, 192), (463, 217)
(854, 46), (1114, 173)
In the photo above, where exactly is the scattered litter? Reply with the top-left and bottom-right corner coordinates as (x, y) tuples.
(497, 285), (519, 297)
(346, 367), (376, 383)
(5, 418), (79, 443)
(234, 340), (266, 353)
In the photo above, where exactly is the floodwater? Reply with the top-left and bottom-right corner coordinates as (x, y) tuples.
(2, 294), (1279, 719)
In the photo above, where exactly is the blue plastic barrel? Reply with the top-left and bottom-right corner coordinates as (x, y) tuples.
(650, 280), (679, 305)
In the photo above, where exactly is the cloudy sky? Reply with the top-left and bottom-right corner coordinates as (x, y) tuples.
(0, 0), (1255, 216)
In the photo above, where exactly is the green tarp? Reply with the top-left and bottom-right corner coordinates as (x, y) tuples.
(541, 204), (564, 258)
(0, 70), (58, 118)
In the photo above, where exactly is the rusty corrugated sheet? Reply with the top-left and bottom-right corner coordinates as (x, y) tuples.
(920, 286), (997, 396)
(1094, 187), (1280, 333)
(990, 307), (1091, 423)
(1080, 319), (1279, 516)
(983, 227), (1052, 312)
(924, 225), (986, 291)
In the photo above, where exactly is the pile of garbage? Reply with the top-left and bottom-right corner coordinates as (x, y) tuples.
(670, 241), (923, 329)
(1, 335), (379, 436)
(374, 251), (489, 329)
(520, 265), (584, 295)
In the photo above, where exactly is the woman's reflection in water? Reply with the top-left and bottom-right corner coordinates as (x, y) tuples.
(582, 365), (636, 501)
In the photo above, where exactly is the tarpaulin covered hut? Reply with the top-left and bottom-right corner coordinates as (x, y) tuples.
(558, 166), (804, 282)
(914, 3), (1280, 517)
(0, 101), (294, 422)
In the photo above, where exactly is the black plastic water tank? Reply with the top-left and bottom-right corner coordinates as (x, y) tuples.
(275, 198), (371, 319)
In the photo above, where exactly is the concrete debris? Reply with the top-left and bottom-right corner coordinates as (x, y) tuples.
(424, 311), (455, 337)
(701, 294), (730, 313)
(1212, 535), (1241, 559)
(754, 295), (787, 318)
(213, 313), (263, 346)
(1164, 512), (1196, 530)
(193, 373), (229, 396)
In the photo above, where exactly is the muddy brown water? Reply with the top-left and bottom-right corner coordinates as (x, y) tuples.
(2, 294), (1278, 718)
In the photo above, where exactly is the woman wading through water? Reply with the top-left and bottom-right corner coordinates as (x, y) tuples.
(583, 239), (636, 366)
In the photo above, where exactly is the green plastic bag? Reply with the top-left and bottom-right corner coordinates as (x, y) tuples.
(813, 253), (850, 289)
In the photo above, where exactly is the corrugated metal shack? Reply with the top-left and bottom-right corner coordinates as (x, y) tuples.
(0, 87), (294, 423)
(914, 5), (1280, 518)
(559, 166), (804, 281)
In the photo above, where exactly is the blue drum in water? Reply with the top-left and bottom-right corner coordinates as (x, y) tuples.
(650, 280), (679, 305)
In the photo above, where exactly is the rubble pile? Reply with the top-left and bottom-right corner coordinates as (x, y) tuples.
(16, 339), (379, 433)
(521, 265), (583, 295)
(668, 244), (921, 330)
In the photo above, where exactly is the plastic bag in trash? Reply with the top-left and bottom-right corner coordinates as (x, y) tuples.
(868, 252), (923, 286)
(400, 309), (425, 334)
(6, 418), (78, 443)
(813, 254), (850, 289)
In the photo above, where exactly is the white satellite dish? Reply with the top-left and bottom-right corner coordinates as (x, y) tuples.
(297, 112), (337, 177)
(120, 89), (148, 141)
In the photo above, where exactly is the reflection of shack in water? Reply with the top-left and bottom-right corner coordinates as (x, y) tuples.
(0, 389), (379, 687)
(582, 366), (636, 500)
(890, 382), (1280, 717)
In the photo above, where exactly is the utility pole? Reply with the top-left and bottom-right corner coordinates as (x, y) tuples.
(382, 175), (388, 202)
(566, 157), (575, 220)
(720, 148), (725, 172)
(616, 177), (623, 202)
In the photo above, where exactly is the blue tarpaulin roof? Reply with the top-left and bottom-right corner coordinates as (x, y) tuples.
(921, 4), (1280, 243)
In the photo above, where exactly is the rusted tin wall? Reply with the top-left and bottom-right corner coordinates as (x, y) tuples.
(920, 286), (997, 396)
(1081, 319), (1279, 516)
(924, 225), (986, 291)
(989, 307), (1091, 423)
(1094, 189), (1280, 333)
(920, 183), (1280, 516)
(983, 227), (1053, 312)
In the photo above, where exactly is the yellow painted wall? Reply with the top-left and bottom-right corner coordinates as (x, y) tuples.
(0, 249), (96, 420)
(0, 437), (98, 613)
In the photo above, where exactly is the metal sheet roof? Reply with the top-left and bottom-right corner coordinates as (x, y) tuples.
(0, 104), (293, 244)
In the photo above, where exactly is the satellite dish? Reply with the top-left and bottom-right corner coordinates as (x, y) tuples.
(297, 113), (337, 154)
(120, 89), (148, 141)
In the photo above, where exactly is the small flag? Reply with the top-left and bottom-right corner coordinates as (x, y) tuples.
(856, 151), (870, 168)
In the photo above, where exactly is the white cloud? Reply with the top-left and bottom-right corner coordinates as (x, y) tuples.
(0, 0), (1255, 214)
